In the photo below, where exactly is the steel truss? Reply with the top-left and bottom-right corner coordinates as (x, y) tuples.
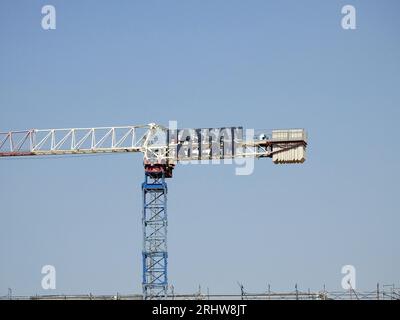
(142, 171), (168, 299)
(0, 124), (307, 164)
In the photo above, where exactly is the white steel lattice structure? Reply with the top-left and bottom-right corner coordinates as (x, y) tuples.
(0, 123), (307, 300)
(0, 124), (307, 164)
(0, 124), (166, 161)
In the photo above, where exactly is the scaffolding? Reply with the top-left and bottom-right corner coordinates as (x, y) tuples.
(2, 284), (399, 300)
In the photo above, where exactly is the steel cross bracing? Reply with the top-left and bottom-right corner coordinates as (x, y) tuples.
(142, 173), (168, 299)
(0, 123), (307, 300)
(0, 124), (166, 160)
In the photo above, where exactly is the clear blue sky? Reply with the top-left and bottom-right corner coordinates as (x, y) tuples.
(1, 0), (399, 296)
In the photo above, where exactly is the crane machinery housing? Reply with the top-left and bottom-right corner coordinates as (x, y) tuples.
(0, 123), (307, 299)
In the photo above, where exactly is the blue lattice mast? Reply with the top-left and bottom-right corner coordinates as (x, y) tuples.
(142, 164), (173, 299)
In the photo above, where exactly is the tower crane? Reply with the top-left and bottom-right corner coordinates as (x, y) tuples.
(0, 123), (307, 299)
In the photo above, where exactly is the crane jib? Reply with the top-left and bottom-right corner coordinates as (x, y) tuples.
(0, 125), (307, 165)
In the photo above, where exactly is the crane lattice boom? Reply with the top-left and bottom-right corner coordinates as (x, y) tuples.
(0, 123), (307, 165)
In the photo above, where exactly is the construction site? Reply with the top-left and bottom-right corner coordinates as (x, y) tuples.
(1, 125), (399, 301)
(1, 1), (399, 303)
(0, 124), (308, 299)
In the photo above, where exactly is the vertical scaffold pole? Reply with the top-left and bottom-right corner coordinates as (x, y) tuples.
(142, 170), (168, 299)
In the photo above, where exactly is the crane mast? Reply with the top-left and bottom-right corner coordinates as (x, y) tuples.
(0, 123), (307, 299)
